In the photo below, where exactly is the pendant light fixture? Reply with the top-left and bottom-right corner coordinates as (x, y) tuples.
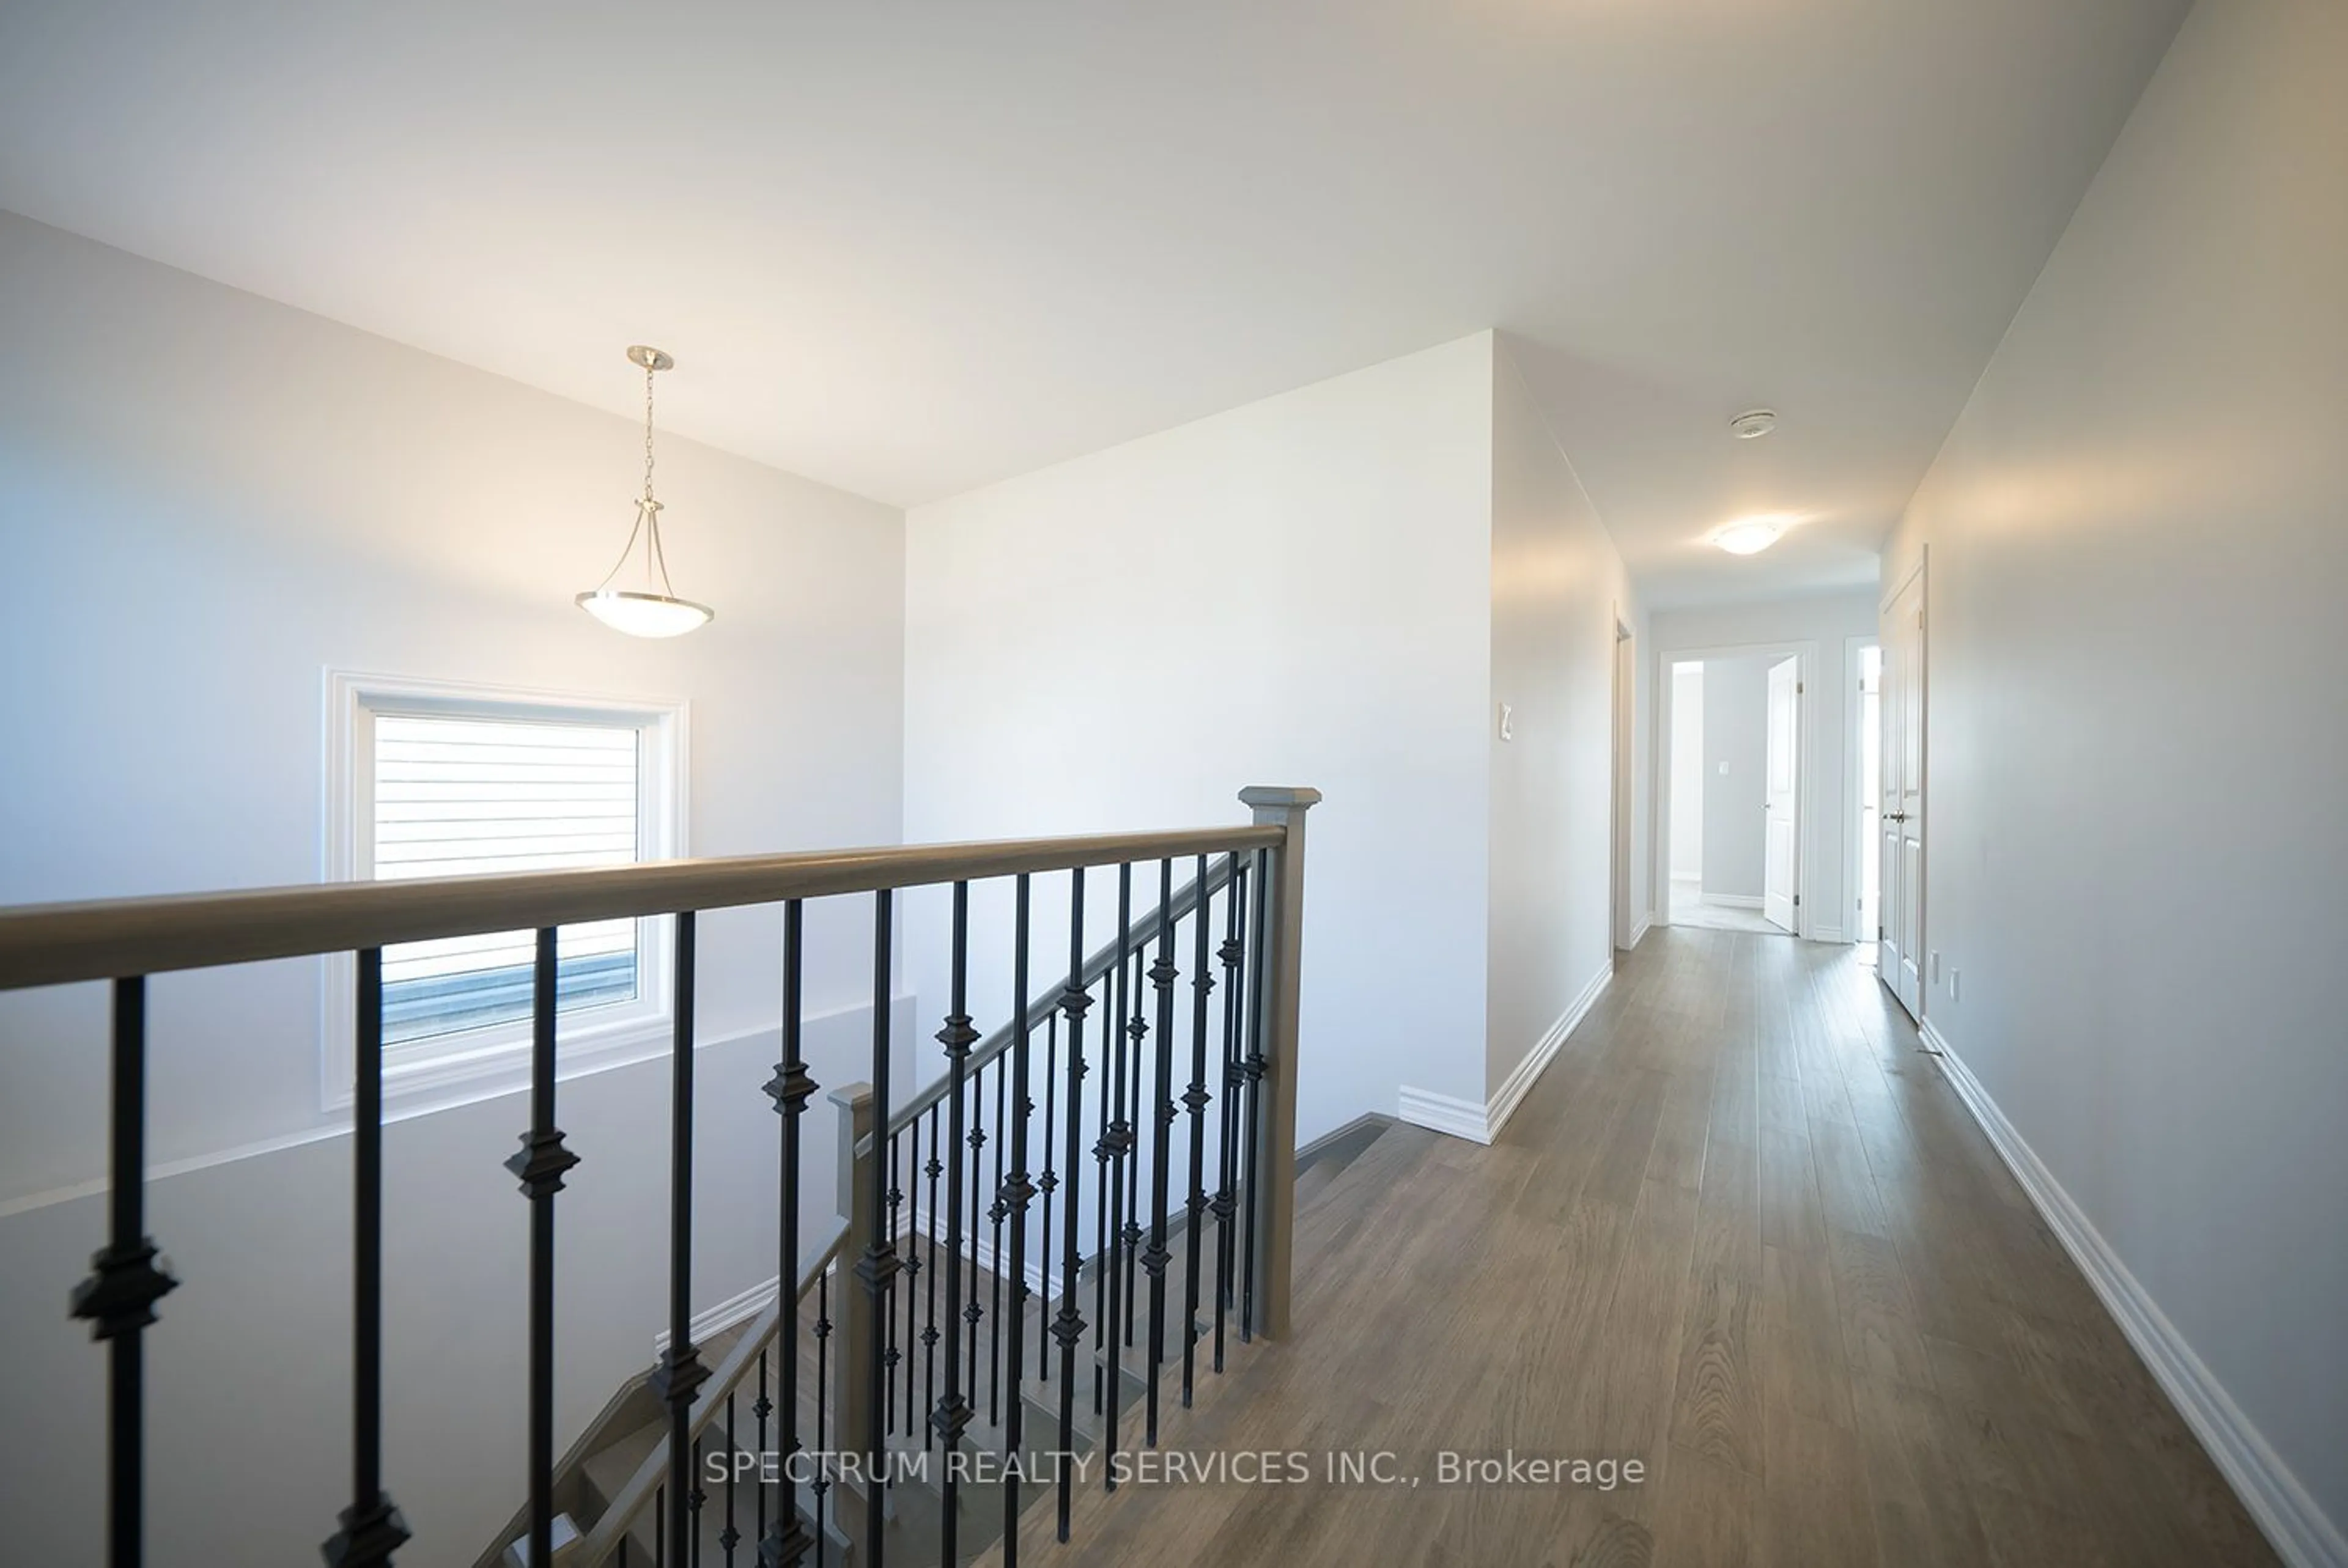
(577, 345), (714, 638)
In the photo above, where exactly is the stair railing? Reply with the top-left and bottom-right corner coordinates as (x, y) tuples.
(0, 786), (1316, 1568)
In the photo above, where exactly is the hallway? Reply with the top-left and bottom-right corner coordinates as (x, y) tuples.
(1665, 877), (1787, 936)
(1023, 929), (2275, 1567)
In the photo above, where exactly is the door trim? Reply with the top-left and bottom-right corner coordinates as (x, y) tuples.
(1651, 637), (1823, 941)
(1612, 613), (1636, 953)
(1844, 633), (1881, 948)
(1879, 550), (1929, 1018)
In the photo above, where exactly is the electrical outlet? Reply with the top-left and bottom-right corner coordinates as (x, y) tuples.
(1929, 951), (1941, 983)
(1949, 968), (1961, 1002)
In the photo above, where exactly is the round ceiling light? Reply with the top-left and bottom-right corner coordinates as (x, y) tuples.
(1729, 409), (1777, 440)
(1712, 515), (1790, 555)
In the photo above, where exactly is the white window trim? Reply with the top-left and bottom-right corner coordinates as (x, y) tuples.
(322, 669), (690, 1112)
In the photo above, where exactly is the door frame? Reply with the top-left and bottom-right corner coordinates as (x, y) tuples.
(1651, 637), (1823, 940)
(1878, 550), (1929, 1017)
(1612, 613), (1637, 953)
(1844, 632), (1882, 948)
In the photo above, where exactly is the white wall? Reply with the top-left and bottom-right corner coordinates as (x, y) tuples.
(904, 331), (1641, 1139)
(1667, 666), (1705, 881)
(1486, 340), (1645, 1094)
(0, 211), (908, 1566)
(1697, 656), (1768, 901)
(903, 335), (1496, 1139)
(1885, 0), (2347, 1554)
(1655, 590), (1878, 940)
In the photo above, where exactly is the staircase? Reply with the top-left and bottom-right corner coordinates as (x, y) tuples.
(524, 1112), (1403, 1567)
(0, 786), (1321, 1568)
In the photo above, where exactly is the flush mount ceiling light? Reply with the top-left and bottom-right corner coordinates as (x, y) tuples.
(577, 345), (714, 638)
(1712, 515), (1792, 555)
(1729, 409), (1777, 440)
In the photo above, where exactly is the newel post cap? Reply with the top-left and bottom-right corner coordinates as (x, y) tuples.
(1238, 786), (1322, 815)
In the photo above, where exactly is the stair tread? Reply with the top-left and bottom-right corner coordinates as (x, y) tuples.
(578, 1418), (668, 1515)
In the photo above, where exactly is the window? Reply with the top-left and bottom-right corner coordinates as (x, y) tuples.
(327, 672), (686, 1105)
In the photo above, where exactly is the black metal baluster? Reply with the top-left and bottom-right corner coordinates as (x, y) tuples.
(1241, 852), (1269, 1342)
(510, 929), (581, 1568)
(1090, 954), (1113, 1418)
(657, 1488), (666, 1568)
(885, 1130), (904, 1440)
(1053, 867), (1091, 1540)
(1213, 856), (1246, 1373)
(987, 1051), (1006, 1426)
(652, 914), (711, 1568)
(931, 883), (978, 1567)
(73, 976), (179, 1568)
(901, 1125), (921, 1438)
(317, 951), (409, 1566)
(1037, 1009), (1057, 1388)
(752, 1350), (770, 1563)
(966, 1052), (988, 1416)
(1143, 859), (1178, 1445)
(761, 900), (816, 1568)
(856, 892), (899, 1565)
(1101, 863), (1133, 1484)
(1182, 855), (1214, 1407)
(1122, 941), (1146, 1349)
(690, 1435), (706, 1568)
(722, 1390), (740, 1566)
(813, 1270), (832, 1568)
(1001, 874), (1036, 1564)
(920, 1105), (941, 1453)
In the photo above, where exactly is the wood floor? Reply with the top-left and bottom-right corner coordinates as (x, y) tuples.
(1005, 928), (2277, 1568)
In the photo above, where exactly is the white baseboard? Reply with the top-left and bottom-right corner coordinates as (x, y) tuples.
(910, 1204), (1054, 1296)
(1626, 913), (1653, 949)
(1700, 893), (1764, 909)
(1400, 965), (1612, 1147)
(1487, 966), (1611, 1140)
(1925, 1019), (2346, 1568)
(661, 1199), (1071, 1356)
(1396, 1085), (1492, 1145)
(654, 1272), (784, 1355)
(1809, 921), (1845, 943)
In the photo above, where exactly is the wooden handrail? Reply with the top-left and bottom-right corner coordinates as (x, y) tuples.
(867, 851), (1241, 1148)
(0, 824), (1283, 991)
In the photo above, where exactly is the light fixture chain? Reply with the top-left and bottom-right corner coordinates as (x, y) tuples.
(643, 361), (658, 506)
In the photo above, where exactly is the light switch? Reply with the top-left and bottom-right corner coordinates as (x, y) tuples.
(1498, 703), (1514, 742)
(1717, 761), (1730, 776)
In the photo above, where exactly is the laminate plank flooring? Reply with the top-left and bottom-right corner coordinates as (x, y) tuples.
(983, 930), (2277, 1567)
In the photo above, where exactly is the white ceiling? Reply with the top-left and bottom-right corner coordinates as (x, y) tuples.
(0, 1), (2187, 608)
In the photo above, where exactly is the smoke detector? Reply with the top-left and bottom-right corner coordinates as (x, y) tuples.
(1729, 409), (1778, 440)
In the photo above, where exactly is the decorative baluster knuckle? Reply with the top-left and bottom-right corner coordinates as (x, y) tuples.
(320, 1493), (411, 1568)
(70, 1239), (177, 1340)
(762, 1061), (818, 1117)
(651, 1340), (710, 1405)
(504, 1128), (580, 1198)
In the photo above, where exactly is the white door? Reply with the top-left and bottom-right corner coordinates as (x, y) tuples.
(1879, 568), (1927, 1017)
(1763, 655), (1801, 933)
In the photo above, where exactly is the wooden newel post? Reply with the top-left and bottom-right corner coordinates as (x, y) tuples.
(1239, 785), (1319, 1341)
(829, 1081), (877, 1467)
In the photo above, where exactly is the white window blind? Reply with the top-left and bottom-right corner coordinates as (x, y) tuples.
(371, 713), (643, 1045)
